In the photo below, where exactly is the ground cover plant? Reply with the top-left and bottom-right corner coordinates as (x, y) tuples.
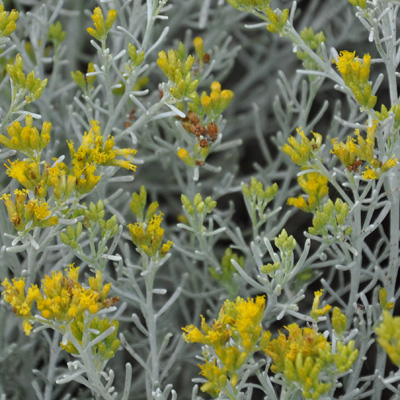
(0, 0), (400, 399)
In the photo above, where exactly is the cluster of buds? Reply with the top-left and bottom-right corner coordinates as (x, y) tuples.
(348, 0), (366, 9)
(287, 172), (329, 212)
(60, 200), (119, 250)
(61, 313), (120, 367)
(6, 53), (48, 103)
(308, 198), (352, 238)
(209, 247), (244, 294)
(334, 50), (376, 109)
(182, 296), (268, 397)
(0, 114), (51, 160)
(128, 186), (173, 259)
(261, 229), (296, 287)
(0, 3), (18, 38)
(379, 287), (395, 311)
(1, 266), (118, 335)
(282, 127), (323, 168)
(189, 81), (234, 121)
(331, 122), (398, 180)
(47, 21), (66, 49)
(296, 27), (326, 71)
(127, 43), (145, 69)
(376, 103), (400, 131)
(242, 177), (278, 226)
(71, 62), (97, 93)
(181, 192), (217, 232)
(242, 177), (278, 202)
(157, 42), (199, 100)
(87, 7), (117, 42)
(1, 189), (58, 232)
(226, 0), (271, 11)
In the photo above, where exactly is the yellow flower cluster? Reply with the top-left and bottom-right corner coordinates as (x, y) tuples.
(182, 296), (268, 396)
(0, 3), (18, 37)
(87, 7), (117, 41)
(0, 114), (51, 159)
(199, 81), (234, 119)
(1, 266), (117, 336)
(184, 295), (358, 399)
(128, 212), (173, 258)
(128, 186), (173, 258)
(282, 128), (323, 167)
(287, 172), (329, 212)
(375, 311), (400, 366)
(1, 189), (58, 231)
(264, 323), (358, 399)
(331, 121), (398, 180)
(308, 198), (352, 237)
(334, 50), (376, 109)
(188, 81), (234, 123)
(68, 120), (136, 173)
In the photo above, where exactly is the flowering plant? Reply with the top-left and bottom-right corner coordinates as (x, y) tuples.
(0, 1), (400, 399)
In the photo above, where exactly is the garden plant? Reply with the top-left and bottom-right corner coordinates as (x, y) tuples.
(0, 0), (400, 399)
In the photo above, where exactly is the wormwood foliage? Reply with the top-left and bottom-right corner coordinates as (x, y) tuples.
(0, 1), (400, 400)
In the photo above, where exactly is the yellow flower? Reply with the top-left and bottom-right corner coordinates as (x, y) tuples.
(182, 296), (266, 351)
(361, 165), (378, 180)
(381, 156), (398, 173)
(182, 323), (208, 344)
(128, 212), (173, 258)
(200, 81), (234, 118)
(87, 7), (117, 41)
(334, 50), (376, 109)
(5, 159), (37, 189)
(37, 267), (117, 323)
(69, 120), (136, 174)
(177, 148), (195, 167)
(1, 189), (57, 232)
(310, 289), (332, 320)
(287, 173), (329, 212)
(198, 359), (226, 397)
(1, 115), (51, 158)
(282, 128), (322, 166)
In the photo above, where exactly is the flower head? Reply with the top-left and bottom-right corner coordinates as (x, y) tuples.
(287, 172), (329, 212)
(334, 51), (376, 109)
